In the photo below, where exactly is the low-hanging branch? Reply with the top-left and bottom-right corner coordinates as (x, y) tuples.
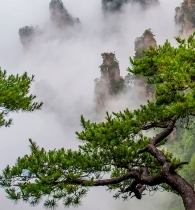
(2, 33), (195, 210)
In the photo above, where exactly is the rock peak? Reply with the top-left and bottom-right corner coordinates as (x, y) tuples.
(134, 29), (156, 59)
(175, 0), (195, 37)
(94, 52), (126, 111)
(49, 0), (80, 27)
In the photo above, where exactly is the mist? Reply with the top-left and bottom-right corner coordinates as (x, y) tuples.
(0, 0), (181, 209)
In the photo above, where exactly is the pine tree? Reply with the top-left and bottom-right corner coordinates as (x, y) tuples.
(2, 34), (195, 210)
(0, 68), (42, 127)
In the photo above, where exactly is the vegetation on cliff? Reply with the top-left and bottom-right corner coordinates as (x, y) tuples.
(175, 0), (195, 36)
(134, 29), (156, 59)
(94, 52), (132, 111)
(0, 68), (42, 127)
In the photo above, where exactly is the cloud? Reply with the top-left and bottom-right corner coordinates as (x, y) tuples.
(0, 0), (181, 209)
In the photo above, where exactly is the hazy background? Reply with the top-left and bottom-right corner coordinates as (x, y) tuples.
(0, 0), (181, 209)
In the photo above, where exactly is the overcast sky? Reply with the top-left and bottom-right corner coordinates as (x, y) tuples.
(0, 0), (181, 209)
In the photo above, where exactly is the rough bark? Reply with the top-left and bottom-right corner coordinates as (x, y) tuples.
(4, 119), (195, 210)
(62, 120), (195, 209)
(164, 163), (195, 210)
(146, 121), (195, 210)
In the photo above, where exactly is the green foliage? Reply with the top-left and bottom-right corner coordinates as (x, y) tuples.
(0, 68), (42, 127)
(169, 118), (195, 186)
(1, 139), (89, 207)
(0, 105), (180, 208)
(3, 34), (195, 209)
(109, 77), (126, 95)
(134, 49), (145, 59)
(129, 33), (195, 119)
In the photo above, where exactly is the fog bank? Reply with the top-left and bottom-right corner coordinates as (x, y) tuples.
(0, 0), (180, 209)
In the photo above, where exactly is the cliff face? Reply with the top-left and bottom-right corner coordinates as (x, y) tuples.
(134, 29), (156, 59)
(94, 53), (125, 111)
(175, 0), (195, 37)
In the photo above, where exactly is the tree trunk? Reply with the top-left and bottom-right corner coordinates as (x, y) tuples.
(166, 172), (195, 210)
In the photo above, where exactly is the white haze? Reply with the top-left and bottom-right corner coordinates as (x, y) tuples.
(0, 0), (181, 209)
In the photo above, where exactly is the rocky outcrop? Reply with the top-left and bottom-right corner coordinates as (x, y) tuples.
(100, 52), (120, 82)
(175, 0), (195, 37)
(134, 29), (156, 59)
(94, 53), (126, 111)
(18, 26), (41, 47)
(101, 0), (159, 12)
(133, 29), (156, 100)
(49, 0), (80, 28)
(19, 0), (80, 47)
